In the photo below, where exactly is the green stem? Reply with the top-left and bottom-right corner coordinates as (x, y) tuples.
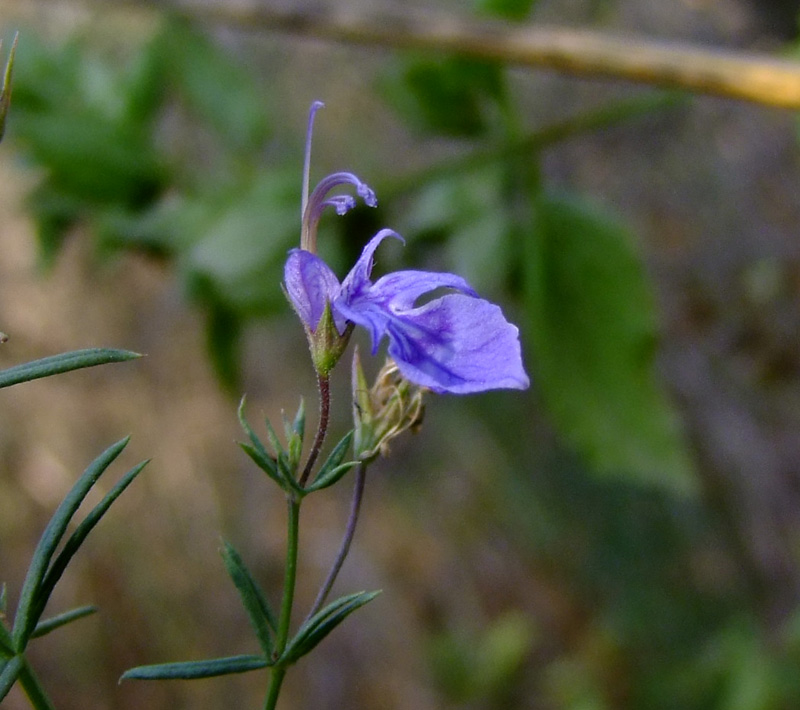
(18, 659), (56, 710)
(264, 668), (287, 710)
(384, 92), (684, 198)
(264, 498), (301, 710)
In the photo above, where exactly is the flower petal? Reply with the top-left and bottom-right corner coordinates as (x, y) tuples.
(340, 229), (404, 301)
(334, 229), (529, 393)
(284, 249), (342, 332)
(383, 294), (530, 394)
(374, 270), (477, 310)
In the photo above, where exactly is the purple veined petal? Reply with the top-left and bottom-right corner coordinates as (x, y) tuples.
(339, 229), (405, 302)
(284, 248), (343, 332)
(335, 227), (529, 392)
(383, 293), (530, 394)
(389, 294), (529, 393)
(373, 270), (478, 311)
(334, 297), (391, 355)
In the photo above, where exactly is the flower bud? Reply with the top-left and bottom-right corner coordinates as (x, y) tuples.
(351, 348), (425, 462)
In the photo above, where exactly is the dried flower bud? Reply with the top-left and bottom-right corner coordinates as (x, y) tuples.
(352, 347), (425, 462)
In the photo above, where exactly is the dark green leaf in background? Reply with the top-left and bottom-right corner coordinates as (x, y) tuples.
(399, 168), (510, 295)
(154, 18), (270, 154)
(382, 56), (505, 138)
(524, 192), (694, 492)
(474, 0), (539, 21)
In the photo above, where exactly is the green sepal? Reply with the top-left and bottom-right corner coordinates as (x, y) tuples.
(31, 459), (148, 627)
(121, 654), (269, 681)
(220, 540), (276, 656)
(12, 437), (130, 647)
(309, 304), (352, 376)
(0, 654), (23, 701)
(281, 590), (381, 664)
(31, 605), (97, 639)
(0, 348), (141, 389)
(307, 432), (358, 492)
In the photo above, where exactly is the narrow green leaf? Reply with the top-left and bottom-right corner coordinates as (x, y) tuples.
(121, 654), (269, 681)
(238, 399), (303, 494)
(31, 605), (97, 639)
(238, 399), (279, 473)
(16, 661), (56, 710)
(0, 621), (13, 656)
(0, 654), (22, 701)
(306, 462), (359, 493)
(220, 541), (275, 655)
(0, 583), (6, 613)
(282, 590), (380, 664)
(238, 442), (284, 488)
(34, 460), (148, 617)
(12, 437), (130, 647)
(0, 348), (140, 389)
(524, 193), (694, 492)
(0, 32), (18, 144)
(309, 432), (354, 491)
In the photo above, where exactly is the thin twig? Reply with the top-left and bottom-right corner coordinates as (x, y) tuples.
(307, 462), (367, 619)
(129, 1), (800, 109)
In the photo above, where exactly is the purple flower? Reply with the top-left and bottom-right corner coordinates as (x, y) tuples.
(285, 231), (529, 394)
(284, 101), (529, 394)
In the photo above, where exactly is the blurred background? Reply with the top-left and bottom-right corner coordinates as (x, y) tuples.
(2, 0), (800, 708)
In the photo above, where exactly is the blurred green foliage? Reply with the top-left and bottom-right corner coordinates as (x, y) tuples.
(6, 13), (694, 496)
(9, 18), (287, 384)
(4, 3), (800, 708)
(525, 193), (693, 491)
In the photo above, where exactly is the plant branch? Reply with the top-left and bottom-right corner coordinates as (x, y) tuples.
(306, 462), (367, 620)
(385, 91), (685, 198)
(129, 1), (800, 109)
